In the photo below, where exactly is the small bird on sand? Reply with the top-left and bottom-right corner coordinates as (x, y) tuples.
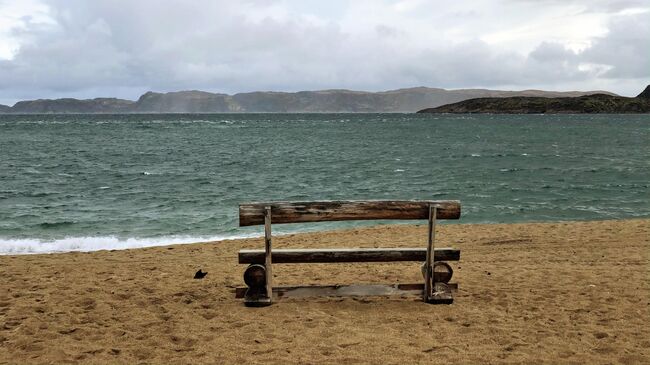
(194, 269), (208, 279)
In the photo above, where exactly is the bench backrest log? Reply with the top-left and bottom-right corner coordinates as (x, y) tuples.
(239, 200), (461, 226)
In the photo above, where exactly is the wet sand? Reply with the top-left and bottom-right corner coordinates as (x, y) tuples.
(1, 219), (649, 364)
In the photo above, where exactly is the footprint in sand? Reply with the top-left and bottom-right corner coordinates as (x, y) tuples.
(593, 331), (609, 339)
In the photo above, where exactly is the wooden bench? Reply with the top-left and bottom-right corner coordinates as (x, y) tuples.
(236, 200), (461, 306)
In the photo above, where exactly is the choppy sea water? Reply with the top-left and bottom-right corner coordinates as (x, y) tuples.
(0, 113), (648, 254)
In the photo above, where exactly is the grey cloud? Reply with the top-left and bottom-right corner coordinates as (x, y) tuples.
(580, 12), (650, 78)
(1, 0), (356, 95)
(395, 41), (527, 87)
(523, 42), (586, 83)
(0, 0), (648, 104)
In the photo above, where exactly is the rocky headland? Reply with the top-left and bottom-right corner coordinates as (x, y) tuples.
(418, 85), (650, 114)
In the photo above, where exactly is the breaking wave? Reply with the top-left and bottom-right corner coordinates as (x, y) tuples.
(0, 234), (261, 255)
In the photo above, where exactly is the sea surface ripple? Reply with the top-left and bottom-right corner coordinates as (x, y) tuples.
(0, 113), (648, 253)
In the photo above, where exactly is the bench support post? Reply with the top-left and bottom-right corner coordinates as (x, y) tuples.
(264, 206), (273, 304)
(425, 204), (454, 304)
(244, 206), (273, 306)
(424, 205), (436, 301)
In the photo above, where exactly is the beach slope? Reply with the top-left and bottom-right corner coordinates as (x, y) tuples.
(1, 219), (648, 364)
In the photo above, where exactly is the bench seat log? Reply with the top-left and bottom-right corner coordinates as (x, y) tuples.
(239, 200), (461, 226)
(239, 247), (460, 264)
(235, 283), (458, 299)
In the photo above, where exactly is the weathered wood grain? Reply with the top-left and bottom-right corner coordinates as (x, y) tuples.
(424, 205), (436, 301)
(238, 247), (460, 264)
(235, 283), (458, 299)
(239, 200), (461, 226)
(263, 206), (273, 304)
(426, 282), (454, 304)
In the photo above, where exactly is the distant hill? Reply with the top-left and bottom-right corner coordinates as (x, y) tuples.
(0, 104), (10, 113)
(0, 87), (616, 114)
(9, 98), (133, 114)
(134, 91), (232, 113)
(418, 85), (650, 114)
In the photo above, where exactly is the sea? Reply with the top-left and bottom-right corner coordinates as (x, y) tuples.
(1, 113), (648, 254)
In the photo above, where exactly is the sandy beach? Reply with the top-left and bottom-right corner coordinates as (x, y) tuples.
(1, 219), (648, 364)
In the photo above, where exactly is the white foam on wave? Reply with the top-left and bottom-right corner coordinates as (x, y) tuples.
(0, 233), (262, 255)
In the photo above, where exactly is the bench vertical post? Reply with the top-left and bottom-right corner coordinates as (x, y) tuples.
(424, 205), (437, 301)
(264, 206), (273, 303)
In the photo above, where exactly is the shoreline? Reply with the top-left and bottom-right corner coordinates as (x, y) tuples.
(1, 218), (648, 364)
(3, 217), (650, 256)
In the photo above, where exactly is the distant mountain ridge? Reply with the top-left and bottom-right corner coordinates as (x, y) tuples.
(417, 85), (650, 114)
(0, 87), (616, 114)
(9, 98), (133, 114)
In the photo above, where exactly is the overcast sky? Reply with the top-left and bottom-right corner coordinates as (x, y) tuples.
(0, 0), (648, 105)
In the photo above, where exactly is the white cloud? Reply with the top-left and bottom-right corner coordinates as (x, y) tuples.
(0, 0), (55, 59)
(0, 0), (648, 105)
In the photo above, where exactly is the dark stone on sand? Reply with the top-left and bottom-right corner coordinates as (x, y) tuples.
(194, 269), (207, 279)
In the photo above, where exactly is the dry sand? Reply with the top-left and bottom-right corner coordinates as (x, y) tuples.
(1, 219), (649, 364)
